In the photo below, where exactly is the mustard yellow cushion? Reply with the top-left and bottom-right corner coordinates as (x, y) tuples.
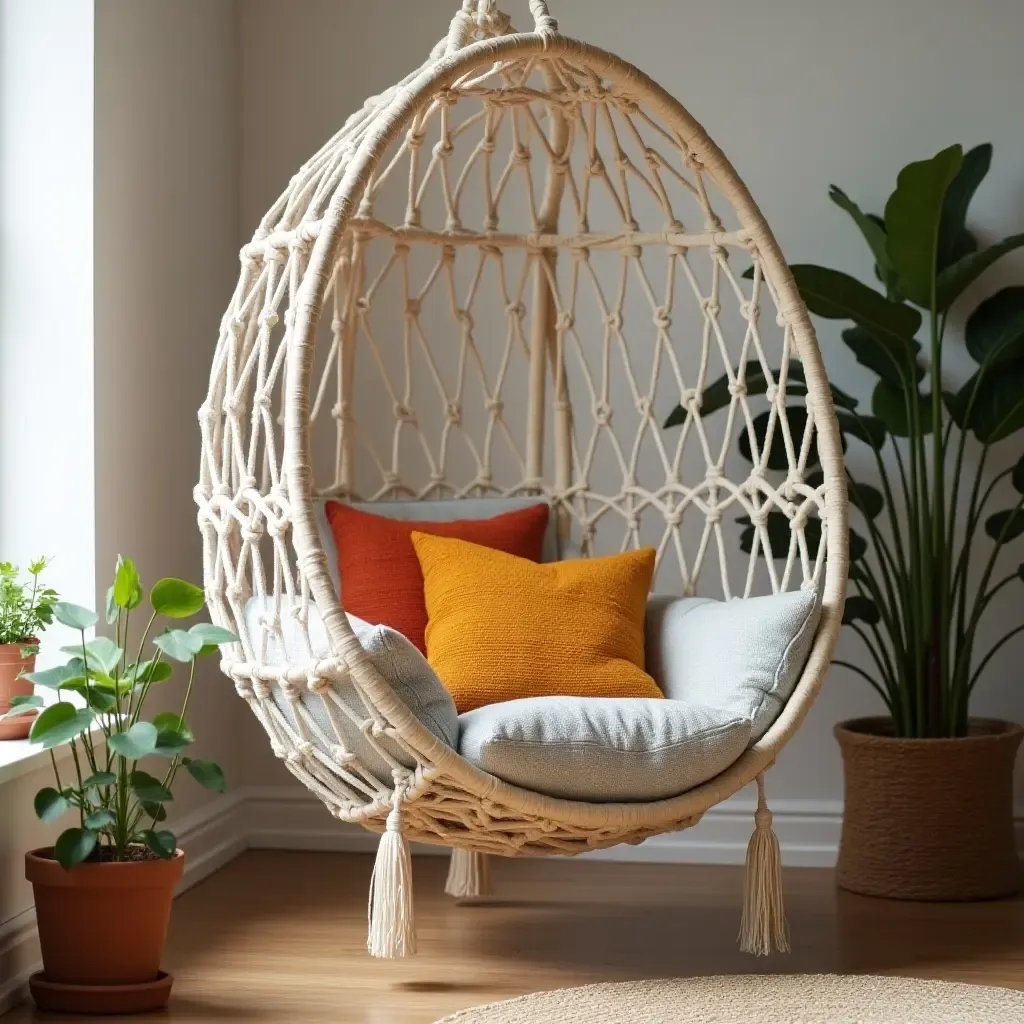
(410, 533), (662, 712)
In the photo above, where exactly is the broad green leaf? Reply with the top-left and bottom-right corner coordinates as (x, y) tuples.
(153, 712), (194, 757)
(829, 186), (898, 296)
(60, 680), (118, 714)
(188, 622), (238, 657)
(144, 829), (178, 860)
(84, 809), (115, 830)
(54, 827), (97, 870)
(183, 757), (226, 793)
(34, 787), (71, 824)
(871, 381), (932, 438)
(21, 664), (79, 690)
(937, 143), (992, 270)
(130, 770), (173, 804)
(848, 480), (885, 520)
(142, 801), (168, 822)
(790, 265), (921, 347)
(841, 326), (922, 389)
(53, 602), (98, 631)
(29, 703), (94, 750)
(843, 595), (881, 626)
(985, 508), (1024, 543)
(153, 629), (204, 663)
(107, 721), (158, 760)
(113, 556), (142, 610)
(944, 384), (973, 429)
(130, 659), (173, 684)
(965, 286), (1024, 368)
(836, 412), (887, 449)
(82, 771), (117, 789)
(884, 145), (963, 307)
(151, 578), (205, 619)
(1012, 453), (1024, 494)
(105, 586), (117, 625)
(60, 636), (122, 675)
(969, 362), (1024, 443)
(2, 694), (44, 719)
(937, 233), (1024, 310)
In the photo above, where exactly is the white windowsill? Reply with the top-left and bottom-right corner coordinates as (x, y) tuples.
(0, 727), (100, 786)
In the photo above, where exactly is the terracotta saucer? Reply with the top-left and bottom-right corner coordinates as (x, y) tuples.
(29, 970), (173, 1014)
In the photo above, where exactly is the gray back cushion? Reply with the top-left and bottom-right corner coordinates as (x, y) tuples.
(314, 497), (559, 595)
(458, 696), (751, 803)
(645, 587), (821, 741)
(245, 597), (457, 783)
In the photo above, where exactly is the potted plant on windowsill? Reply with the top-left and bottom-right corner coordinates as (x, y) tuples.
(2, 557), (237, 1015)
(664, 143), (1024, 900)
(0, 558), (58, 740)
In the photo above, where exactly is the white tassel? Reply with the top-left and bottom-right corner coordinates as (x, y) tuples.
(738, 773), (789, 955)
(445, 848), (492, 899)
(367, 780), (416, 958)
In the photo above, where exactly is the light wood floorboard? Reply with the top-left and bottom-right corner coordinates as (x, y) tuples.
(10, 850), (1024, 1022)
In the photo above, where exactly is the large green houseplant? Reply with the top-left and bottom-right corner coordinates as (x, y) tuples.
(3, 558), (236, 1014)
(666, 143), (1024, 899)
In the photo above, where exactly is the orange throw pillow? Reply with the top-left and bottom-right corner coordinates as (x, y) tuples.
(411, 534), (662, 712)
(324, 502), (549, 655)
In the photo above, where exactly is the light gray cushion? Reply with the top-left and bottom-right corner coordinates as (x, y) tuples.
(458, 696), (751, 802)
(244, 597), (457, 781)
(314, 497), (559, 594)
(645, 587), (821, 741)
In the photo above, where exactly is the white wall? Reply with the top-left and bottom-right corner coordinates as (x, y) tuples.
(0, 0), (96, 989)
(237, 0), (1024, 808)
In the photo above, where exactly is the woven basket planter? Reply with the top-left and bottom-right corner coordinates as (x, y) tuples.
(835, 717), (1023, 901)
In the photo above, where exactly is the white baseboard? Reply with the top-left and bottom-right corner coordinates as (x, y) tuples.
(243, 785), (847, 868)
(3, 784), (1023, 1015)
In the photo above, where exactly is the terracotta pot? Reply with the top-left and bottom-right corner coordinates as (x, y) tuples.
(26, 848), (184, 1012)
(0, 641), (38, 740)
(835, 717), (1023, 901)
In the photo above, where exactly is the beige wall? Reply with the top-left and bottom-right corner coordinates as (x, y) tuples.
(236, 0), (1024, 803)
(94, 0), (242, 823)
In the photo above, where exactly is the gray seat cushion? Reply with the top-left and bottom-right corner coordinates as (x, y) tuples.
(458, 696), (751, 802)
(645, 587), (821, 741)
(244, 597), (457, 783)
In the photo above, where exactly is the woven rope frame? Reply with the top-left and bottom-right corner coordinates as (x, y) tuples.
(198, 2), (848, 858)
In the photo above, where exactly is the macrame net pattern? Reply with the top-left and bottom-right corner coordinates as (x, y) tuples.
(196, 5), (846, 858)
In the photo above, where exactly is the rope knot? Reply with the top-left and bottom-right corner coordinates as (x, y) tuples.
(728, 380), (748, 398)
(455, 309), (474, 329)
(682, 387), (701, 411)
(555, 312), (574, 332)
(485, 398), (504, 416)
(665, 509), (682, 527)
(594, 402), (612, 427)
(405, 298), (421, 317)
(605, 312), (623, 330)
(394, 403), (416, 424)
(513, 145), (530, 164)
(506, 301), (525, 319)
(445, 401), (462, 425)
(701, 297), (722, 318)
(258, 311), (280, 330)
(332, 746), (357, 766)
(754, 807), (773, 830)
(434, 139), (454, 159)
(653, 307), (672, 330)
(307, 673), (331, 695)
(635, 396), (652, 416)
(706, 508), (723, 525)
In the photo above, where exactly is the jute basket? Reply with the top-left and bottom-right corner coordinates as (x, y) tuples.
(835, 717), (1023, 901)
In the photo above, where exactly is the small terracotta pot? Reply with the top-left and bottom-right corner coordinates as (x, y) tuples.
(0, 641), (38, 740)
(26, 848), (184, 1010)
(835, 717), (1023, 901)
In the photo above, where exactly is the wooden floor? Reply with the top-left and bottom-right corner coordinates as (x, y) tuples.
(12, 851), (1024, 1022)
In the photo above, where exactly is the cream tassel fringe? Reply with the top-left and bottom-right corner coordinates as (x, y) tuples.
(367, 779), (416, 959)
(445, 848), (492, 899)
(738, 773), (789, 955)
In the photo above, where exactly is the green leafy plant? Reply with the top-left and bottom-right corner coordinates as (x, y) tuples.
(1, 558), (237, 867)
(665, 143), (1024, 738)
(0, 558), (58, 649)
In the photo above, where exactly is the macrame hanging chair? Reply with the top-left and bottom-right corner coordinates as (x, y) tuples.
(197, 0), (848, 960)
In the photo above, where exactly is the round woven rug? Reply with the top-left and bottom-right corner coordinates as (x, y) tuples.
(434, 975), (1024, 1023)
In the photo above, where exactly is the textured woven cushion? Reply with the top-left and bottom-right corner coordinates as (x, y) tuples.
(645, 587), (821, 741)
(411, 534), (662, 712)
(458, 696), (751, 802)
(323, 500), (550, 655)
(243, 597), (457, 780)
